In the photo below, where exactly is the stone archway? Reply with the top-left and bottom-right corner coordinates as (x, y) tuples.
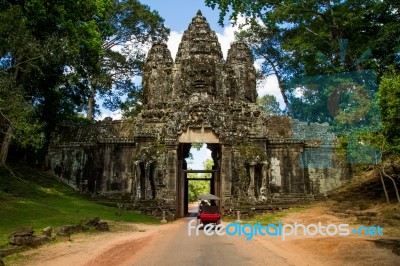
(176, 127), (221, 217)
(48, 11), (350, 220)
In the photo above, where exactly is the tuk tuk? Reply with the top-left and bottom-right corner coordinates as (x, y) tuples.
(197, 194), (221, 225)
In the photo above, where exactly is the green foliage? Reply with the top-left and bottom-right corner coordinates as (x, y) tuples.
(191, 143), (204, 151)
(87, 0), (170, 118)
(187, 159), (214, 202)
(203, 159), (214, 170)
(62, 114), (92, 125)
(335, 136), (348, 159)
(120, 83), (144, 118)
(188, 178), (210, 202)
(234, 145), (266, 164)
(0, 0), (117, 152)
(205, 0), (400, 114)
(206, 0), (400, 164)
(0, 0), (169, 164)
(0, 78), (44, 150)
(379, 69), (400, 154)
(257, 94), (283, 116)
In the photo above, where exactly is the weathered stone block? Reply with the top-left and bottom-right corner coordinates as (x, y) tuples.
(41, 226), (52, 237)
(86, 217), (101, 227)
(8, 228), (34, 246)
(96, 222), (109, 231)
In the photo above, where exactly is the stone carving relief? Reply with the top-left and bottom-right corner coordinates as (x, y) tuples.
(132, 144), (169, 200)
(175, 10), (223, 63)
(224, 66), (238, 99)
(259, 161), (271, 201)
(180, 60), (216, 95)
(226, 42), (257, 103)
(132, 161), (141, 200)
(142, 43), (173, 105)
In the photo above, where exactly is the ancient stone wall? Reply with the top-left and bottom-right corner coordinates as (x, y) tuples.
(47, 11), (350, 217)
(48, 120), (136, 195)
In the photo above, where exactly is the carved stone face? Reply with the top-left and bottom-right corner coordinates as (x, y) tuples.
(183, 61), (215, 94)
(143, 43), (173, 104)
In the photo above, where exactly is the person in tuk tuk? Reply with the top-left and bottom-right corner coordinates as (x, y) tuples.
(199, 200), (209, 213)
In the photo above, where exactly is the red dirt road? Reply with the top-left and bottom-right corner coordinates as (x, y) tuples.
(14, 205), (399, 266)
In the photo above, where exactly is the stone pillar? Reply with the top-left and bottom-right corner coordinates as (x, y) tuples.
(167, 149), (177, 192)
(166, 148), (178, 214)
(103, 144), (113, 192)
(130, 161), (138, 200)
(248, 162), (257, 202)
(260, 161), (270, 199)
(248, 162), (255, 197)
(220, 145), (232, 210)
(145, 161), (151, 199)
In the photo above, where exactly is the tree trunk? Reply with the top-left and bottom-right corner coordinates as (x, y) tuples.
(381, 166), (400, 204)
(377, 167), (390, 204)
(0, 125), (14, 167)
(276, 74), (292, 115)
(268, 60), (292, 114)
(87, 85), (96, 121)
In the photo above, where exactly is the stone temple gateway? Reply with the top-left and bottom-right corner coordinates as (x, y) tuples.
(48, 11), (350, 218)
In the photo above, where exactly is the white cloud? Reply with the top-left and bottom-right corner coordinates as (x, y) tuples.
(216, 24), (237, 59)
(167, 31), (183, 60)
(187, 145), (212, 170)
(257, 75), (285, 108)
(98, 109), (122, 121)
(167, 22), (239, 60)
(254, 58), (264, 71)
(254, 58), (285, 110)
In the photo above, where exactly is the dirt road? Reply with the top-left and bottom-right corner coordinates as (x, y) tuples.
(122, 217), (294, 266)
(14, 205), (399, 266)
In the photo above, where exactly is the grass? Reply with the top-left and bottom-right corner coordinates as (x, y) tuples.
(0, 164), (158, 247)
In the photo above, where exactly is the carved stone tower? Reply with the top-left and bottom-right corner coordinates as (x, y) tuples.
(48, 11), (349, 219)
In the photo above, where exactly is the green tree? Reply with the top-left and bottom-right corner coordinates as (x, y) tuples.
(84, 0), (169, 120)
(0, 0), (115, 136)
(0, 4), (55, 166)
(187, 159), (214, 202)
(188, 178), (210, 202)
(191, 143), (203, 151)
(378, 69), (400, 154)
(205, 0), (400, 117)
(257, 94), (283, 115)
(203, 159), (214, 171)
(0, 78), (44, 166)
(0, 0), (169, 166)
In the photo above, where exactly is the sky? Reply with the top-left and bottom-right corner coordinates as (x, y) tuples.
(102, 0), (283, 169)
(140, 0), (228, 33)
